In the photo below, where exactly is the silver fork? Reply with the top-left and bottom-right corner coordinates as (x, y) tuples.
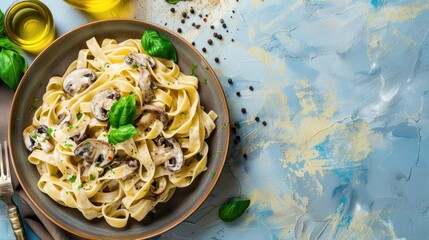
(0, 141), (26, 240)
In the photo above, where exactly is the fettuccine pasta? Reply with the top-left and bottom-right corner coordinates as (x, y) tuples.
(22, 37), (217, 228)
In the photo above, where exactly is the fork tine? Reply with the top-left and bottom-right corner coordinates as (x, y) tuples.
(5, 141), (10, 178)
(0, 142), (3, 177)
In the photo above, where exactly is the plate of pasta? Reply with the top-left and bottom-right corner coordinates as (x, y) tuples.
(9, 19), (229, 239)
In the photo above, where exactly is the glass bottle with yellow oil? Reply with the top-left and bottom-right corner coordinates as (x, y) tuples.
(4, 0), (55, 54)
(64, 0), (121, 13)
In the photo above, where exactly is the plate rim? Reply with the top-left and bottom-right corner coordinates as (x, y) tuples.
(9, 18), (230, 239)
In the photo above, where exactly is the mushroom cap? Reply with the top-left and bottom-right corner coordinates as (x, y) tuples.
(156, 137), (183, 172)
(57, 111), (71, 128)
(151, 176), (167, 195)
(139, 105), (168, 129)
(74, 139), (114, 167)
(90, 88), (120, 121)
(63, 68), (97, 96)
(124, 53), (155, 69)
(71, 125), (90, 144)
(125, 53), (156, 103)
(138, 70), (155, 103)
(23, 125), (54, 152)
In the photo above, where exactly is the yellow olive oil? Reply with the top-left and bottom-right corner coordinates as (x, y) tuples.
(4, 0), (55, 54)
(64, 0), (121, 13)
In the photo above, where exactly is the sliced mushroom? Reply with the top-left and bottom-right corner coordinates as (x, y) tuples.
(103, 156), (139, 180)
(138, 105), (168, 130)
(151, 176), (167, 195)
(124, 53), (156, 103)
(163, 138), (184, 172)
(71, 125), (90, 144)
(57, 111), (71, 128)
(23, 125), (54, 152)
(125, 53), (155, 69)
(143, 176), (167, 201)
(138, 71), (155, 103)
(90, 88), (120, 121)
(150, 137), (183, 172)
(74, 139), (114, 167)
(63, 68), (97, 96)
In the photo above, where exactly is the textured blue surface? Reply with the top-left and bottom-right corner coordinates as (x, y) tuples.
(1, 0), (429, 239)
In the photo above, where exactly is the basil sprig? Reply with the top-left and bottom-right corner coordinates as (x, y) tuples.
(108, 124), (137, 144)
(219, 199), (251, 222)
(0, 39), (27, 90)
(108, 94), (136, 129)
(107, 94), (137, 144)
(142, 30), (177, 62)
(0, 10), (27, 90)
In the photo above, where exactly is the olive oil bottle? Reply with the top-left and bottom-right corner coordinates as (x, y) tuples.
(4, 0), (55, 54)
(64, 0), (121, 13)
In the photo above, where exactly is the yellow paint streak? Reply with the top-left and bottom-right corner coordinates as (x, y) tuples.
(248, 189), (308, 239)
(327, 209), (399, 239)
(251, 0), (264, 5)
(382, 4), (429, 22)
(367, 3), (429, 27)
(295, 79), (318, 115)
(278, 80), (373, 180)
(248, 47), (289, 83)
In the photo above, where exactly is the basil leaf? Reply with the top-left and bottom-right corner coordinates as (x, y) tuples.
(166, 0), (183, 4)
(219, 199), (250, 222)
(0, 10), (4, 36)
(0, 48), (27, 90)
(108, 94), (136, 129)
(0, 38), (21, 52)
(142, 30), (177, 62)
(108, 124), (137, 144)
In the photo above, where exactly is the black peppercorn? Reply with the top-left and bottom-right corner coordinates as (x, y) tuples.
(234, 121), (240, 128)
(191, 42), (195, 46)
(243, 154), (247, 159)
(215, 57), (219, 63)
(262, 121), (267, 126)
(202, 47), (207, 53)
(190, 7), (195, 14)
(181, 19), (185, 24)
(249, 86), (254, 91)
(227, 78), (233, 84)
(255, 117), (260, 122)
(241, 108), (247, 114)
(170, 8), (175, 13)
(208, 39), (213, 45)
(182, 12), (187, 18)
(222, 23), (227, 28)
(177, 28), (182, 33)
(236, 91), (241, 97)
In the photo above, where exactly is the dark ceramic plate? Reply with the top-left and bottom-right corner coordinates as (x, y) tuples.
(9, 19), (229, 239)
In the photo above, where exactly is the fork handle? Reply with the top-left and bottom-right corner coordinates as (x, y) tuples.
(7, 205), (27, 240)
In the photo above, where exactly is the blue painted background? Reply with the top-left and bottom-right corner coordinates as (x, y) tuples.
(1, 0), (429, 239)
